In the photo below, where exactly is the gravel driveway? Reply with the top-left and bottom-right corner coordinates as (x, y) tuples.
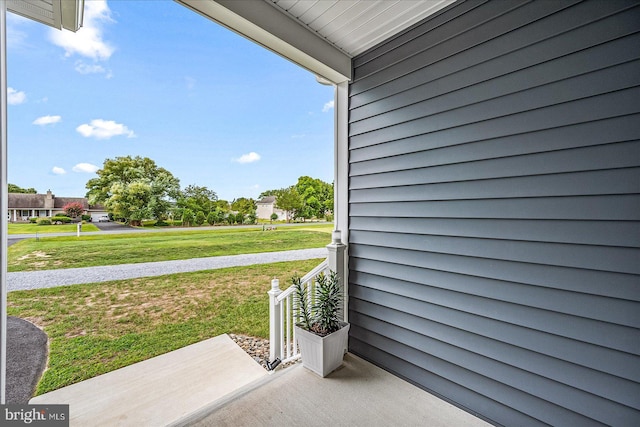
(8, 248), (328, 291)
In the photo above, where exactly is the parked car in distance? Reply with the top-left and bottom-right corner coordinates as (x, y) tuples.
(98, 216), (110, 222)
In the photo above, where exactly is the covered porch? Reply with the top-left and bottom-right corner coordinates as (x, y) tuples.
(30, 333), (489, 427)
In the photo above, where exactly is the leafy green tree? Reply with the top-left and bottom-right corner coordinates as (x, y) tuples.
(235, 212), (246, 225)
(295, 176), (333, 220)
(258, 189), (278, 199)
(86, 156), (180, 225)
(247, 212), (257, 225)
(275, 186), (302, 223)
(63, 202), (84, 218)
(206, 211), (216, 226)
(195, 211), (206, 226)
(226, 213), (236, 225)
(231, 197), (256, 216)
(177, 185), (218, 215)
(8, 184), (37, 194)
(182, 209), (195, 227)
(270, 213), (278, 223)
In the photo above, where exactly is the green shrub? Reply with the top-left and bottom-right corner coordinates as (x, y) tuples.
(29, 217), (38, 224)
(37, 218), (52, 225)
(51, 216), (72, 223)
(154, 220), (169, 227)
(206, 212), (216, 226)
(195, 211), (206, 226)
(81, 215), (91, 221)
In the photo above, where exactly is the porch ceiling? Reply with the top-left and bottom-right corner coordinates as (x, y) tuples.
(176, 0), (455, 83)
(6, 0), (84, 32)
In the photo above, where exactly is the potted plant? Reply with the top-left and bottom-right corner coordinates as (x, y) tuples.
(293, 270), (349, 377)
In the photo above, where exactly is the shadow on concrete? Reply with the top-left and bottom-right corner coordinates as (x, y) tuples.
(6, 316), (48, 403)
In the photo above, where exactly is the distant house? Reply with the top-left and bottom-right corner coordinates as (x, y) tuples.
(8, 190), (107, 222)
(256, 196), (286, 221)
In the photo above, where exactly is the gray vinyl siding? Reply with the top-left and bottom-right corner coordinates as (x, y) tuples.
(347, 1), (640, 426)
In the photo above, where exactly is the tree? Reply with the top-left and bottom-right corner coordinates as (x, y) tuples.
(206, 211), (216, 226)
(86, 156), (180, 225)
(231, 197), (256, 216)
(295, 176), (333, 220)
(275, 186), (302, 223)
(177, 185), (218, 215)
(8, 183), (37, 194)
(195, 211), (206, 226)
(63, 202), (84, 218)
(182, 209), (195, 227)
(270, 213), (278, 223)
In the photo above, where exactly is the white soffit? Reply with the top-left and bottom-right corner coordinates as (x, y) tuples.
(176, 0), (455, 84)
(270, 0), (457, 57)
(7, 0), (83, 32)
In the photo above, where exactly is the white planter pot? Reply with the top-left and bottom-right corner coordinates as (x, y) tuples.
(295, 322), (350, 377)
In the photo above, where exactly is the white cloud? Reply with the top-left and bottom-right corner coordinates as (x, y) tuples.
(322, 100), (334, 112)
(52, 166), (66, 175)
(49, 0), (115, 75)
(74, 60), (106, 75)
(33, 115), (62, 125)
(234, 152), (261, 164)
(72, 163), (99, 173)
(76, 119), (136, 139)
(8, 87), (26, 105)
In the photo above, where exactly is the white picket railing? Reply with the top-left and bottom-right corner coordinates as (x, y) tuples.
(268, 259), (329, 364)
(268, 230), (347, 369)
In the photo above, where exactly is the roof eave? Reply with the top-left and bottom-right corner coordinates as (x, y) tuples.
(175, 0), (351, 84)
(7, 0), (84, 32)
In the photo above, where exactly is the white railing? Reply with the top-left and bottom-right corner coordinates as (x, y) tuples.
(268, 230), (347, 368)
(268, 259), (329, 365)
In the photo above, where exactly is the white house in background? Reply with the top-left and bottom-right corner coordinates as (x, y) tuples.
(7, 190), (107, 222)
(256, 196), (286, 221)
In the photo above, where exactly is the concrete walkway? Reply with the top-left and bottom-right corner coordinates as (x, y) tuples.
(30, 335), (269, 427)
(8, 248), (327, 291)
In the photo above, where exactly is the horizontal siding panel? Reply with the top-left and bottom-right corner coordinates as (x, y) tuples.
(349, 275), (640, 383)
(350, 265), (639, 335)
(349, 230), (640, 275)
(349, 328), (611, 426)
(350, 195), (640, 220)
(350, 114), (640, 163)
(351, 60), (640, 137)
(350, 86), (640, 148)
(351, 1), (638, 95)
(351, 280), (640, 367)
(349, 311), (640, 425)
(352, 32), (640, 122)
(350, 249), (640, 302)
(348, 1), (640, 425)
(349, 335), (544, 426)
(352, 0), (581, 88)
(350, 168), (640, 201)
(349, 306), (640, 410)
(350, 142), (640, 185)
(352, 0), (485, 68)
(350, 217), (640, 248)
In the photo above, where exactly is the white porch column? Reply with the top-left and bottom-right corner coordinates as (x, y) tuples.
(333, 80), (349, 322)
(268, 278), (282, 362)
(327, 231), (347, 322)
(0, 0), (8, 404)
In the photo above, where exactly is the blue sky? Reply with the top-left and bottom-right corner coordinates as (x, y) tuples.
(6, 0), (335, 201)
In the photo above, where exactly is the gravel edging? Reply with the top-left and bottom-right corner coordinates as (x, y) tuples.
(229, 334), (299, 371)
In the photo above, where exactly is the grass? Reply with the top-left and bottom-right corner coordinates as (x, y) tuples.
(7, 259), (322, 395)
(9, 223), (101, 234)
(8, 226), (332, 272)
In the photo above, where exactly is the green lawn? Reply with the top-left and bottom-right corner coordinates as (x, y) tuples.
(8, 227), (331, 272)
(9, 223), (101, 234)
(7, 259), (322, 395)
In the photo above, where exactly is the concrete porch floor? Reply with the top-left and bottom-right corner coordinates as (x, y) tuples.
(30, 334), (491, 427)
(179, 353), (491, 427)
